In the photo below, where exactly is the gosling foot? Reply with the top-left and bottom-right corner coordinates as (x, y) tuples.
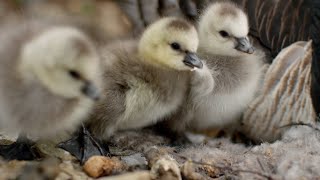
(58, 124), (109, 164)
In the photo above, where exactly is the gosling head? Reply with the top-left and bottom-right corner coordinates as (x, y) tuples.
(198, 2), (254, 57)
(19, 27), (101, 101)
(139, 17), (203, 71)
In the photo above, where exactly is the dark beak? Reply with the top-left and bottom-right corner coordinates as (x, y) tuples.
(81, 82), (100, 101)
(183, 52), (203, 69)
(235, 37), (255, 54)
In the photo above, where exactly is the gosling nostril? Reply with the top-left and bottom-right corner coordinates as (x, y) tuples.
(247, 47), (255, 54)
(183, 52), (203, 69)
(235, 37), (254, 54)
(81, 82), (100, 101)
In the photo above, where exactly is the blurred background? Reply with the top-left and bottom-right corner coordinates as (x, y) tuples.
(2, 0), (314, 59)
(0, 0), (196, 45)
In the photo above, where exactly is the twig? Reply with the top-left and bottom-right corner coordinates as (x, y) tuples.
(243, 146), (254, 154)
(257, 157), (266, 172)
(178, 155), (274, 180)
(279, 122), (320, 132)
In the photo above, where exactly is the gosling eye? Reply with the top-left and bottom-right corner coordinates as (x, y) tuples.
(170, 42), (181, 51)
(219, 30), (229, 38)
(68, 70), (81, 79)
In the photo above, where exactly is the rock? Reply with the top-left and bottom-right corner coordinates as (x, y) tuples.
(145, 146), (175, 167)
(181, 161), (207, 180)
(199, 163), (222, 178)
(83, 156), (124, 178)
(150, 155), (181, 180)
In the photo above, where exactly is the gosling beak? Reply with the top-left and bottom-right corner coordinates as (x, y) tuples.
(183, 52), (203, 69)
(235, 37), (255, 54)
(81, 82), (100, 101)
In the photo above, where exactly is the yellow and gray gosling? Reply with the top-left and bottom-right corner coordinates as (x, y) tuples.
(87, 17), (202, 140)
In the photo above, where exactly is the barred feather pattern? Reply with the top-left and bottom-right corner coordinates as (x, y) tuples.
(241, 41), (316, 142)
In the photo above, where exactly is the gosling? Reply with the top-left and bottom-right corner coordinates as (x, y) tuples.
(167, 2), (264, 133)
(88, 17), (203, 140)
(0, 20), (101, 160)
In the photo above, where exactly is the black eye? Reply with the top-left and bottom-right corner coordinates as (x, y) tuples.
(170, 42), (181, 50)
(219, 30), (229, 38)
(69, 70), (81, 79)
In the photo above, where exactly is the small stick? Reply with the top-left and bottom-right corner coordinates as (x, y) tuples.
(279, 122), (320, 132)
(178, 155), (274, 180)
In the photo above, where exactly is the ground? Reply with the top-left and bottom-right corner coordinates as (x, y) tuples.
(1, 125), (320, 179)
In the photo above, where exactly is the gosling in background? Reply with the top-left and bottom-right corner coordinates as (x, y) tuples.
(0, 20), (101, 160)
(166, 2), (264, 134)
